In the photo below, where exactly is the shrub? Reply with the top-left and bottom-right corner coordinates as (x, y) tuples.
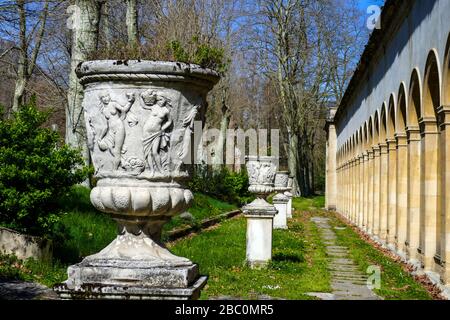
(0, 99), (89, 236)
(189, 166), (253, 205)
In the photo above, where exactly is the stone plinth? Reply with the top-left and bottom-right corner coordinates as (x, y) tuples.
(273, 193), (289, 229)
(285, 190), (293, 219)
(243, 199), (277, 268)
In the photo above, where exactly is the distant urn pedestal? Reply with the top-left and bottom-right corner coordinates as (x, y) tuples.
(242, 156), (278, 268)
(285, 177), (294, 219)
(273, 172), (290, 229)
(54, 60), (219, 300)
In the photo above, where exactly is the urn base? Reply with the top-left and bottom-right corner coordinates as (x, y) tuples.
(54, 276), (207, 300)
(53, 231), (207, 300)
(53, 258), (206, 300)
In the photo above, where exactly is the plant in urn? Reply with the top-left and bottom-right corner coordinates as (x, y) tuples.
(54, 61), (219, 299)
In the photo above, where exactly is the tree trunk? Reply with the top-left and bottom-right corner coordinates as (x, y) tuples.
(12, 0), (27, 112)
(12, 0), (49, 113)
(66, 0), (103, 176)
(288, 131), (302, 196)
(125, 0), (139, 50)
(103, 0), (112, 51)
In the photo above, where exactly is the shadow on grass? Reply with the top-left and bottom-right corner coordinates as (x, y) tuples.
(272, 252), (304, 263)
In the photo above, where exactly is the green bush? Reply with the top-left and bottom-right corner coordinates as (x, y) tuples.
(0, 99), (89, 236)
(167, 37), (228, 73)
(189, 166), (253, 206)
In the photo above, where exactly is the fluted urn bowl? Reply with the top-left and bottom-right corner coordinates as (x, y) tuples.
(245, 156), (278, 197)
(55, 61), (220, 299)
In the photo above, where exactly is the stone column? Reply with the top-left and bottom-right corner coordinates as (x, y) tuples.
(387, 139), (397, 248)
(273, 193), (289, 229)
(359, 154), (365, 229)
(352, 158), (356, 223)
(354, 157), (359, 224)
(437, 106), (450, 285)
(372, 145), (381, 238)
(363, 152), (369, 231)
(379, 142), (389, 242)
(419, 117), (439, 271)
(367, 149), (374, 234)
(395, 133), (408, 256)
(406, 126), (421, 263)
(325, 121), (337, 211)
(344, 162), (348, 217)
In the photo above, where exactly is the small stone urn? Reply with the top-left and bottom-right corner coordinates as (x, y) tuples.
(273, 172), (290, 229)
(242, 156), (278, 268)
(54, 60), (219, 299)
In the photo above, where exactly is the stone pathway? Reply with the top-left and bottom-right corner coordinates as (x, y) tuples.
(309, 217), (380, 300)
(0, 280), (59, 300)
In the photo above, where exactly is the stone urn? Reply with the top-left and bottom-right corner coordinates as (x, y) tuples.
(242, 156), (278, 268)
(274, 171), (289, 192)
(54, 60), (219, 299)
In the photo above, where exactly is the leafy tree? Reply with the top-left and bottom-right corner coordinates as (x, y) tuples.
(0, 98), (89, 236)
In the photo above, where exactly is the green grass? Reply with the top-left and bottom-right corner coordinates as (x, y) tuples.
(292, 196), (325, 211)
(0, 253), (66, 287)
(169, 207), (331, 300)
(162, 193), (237, 234)
(0, 186), (239, 287)
(1, 192), (433, 300)
(329, 217), (432, 300)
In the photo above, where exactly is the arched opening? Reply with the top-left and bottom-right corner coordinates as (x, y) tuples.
(421, 51), (441, 267)
(408, 70), (421, 127)
(444, 33), (450, 104)
(406, 69), (422, 261)
(396, 83), (408, 253)
(388, 95), (396, 139)
(423, 51), (441, 119)
(387, 95), (397, 244)
(374, 111), (380, 145)
(380, 104), (388, 143)
(380, 105), (389, 239)
(373, 111), (381, 236)
(368, 116), (374, 233)
(397, 84), (407, 134)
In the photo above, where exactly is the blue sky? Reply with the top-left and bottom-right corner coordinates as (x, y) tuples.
(358, 0), (385, 9)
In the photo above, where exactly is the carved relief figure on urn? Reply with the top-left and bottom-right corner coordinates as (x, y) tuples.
(141, 90), (173, 174)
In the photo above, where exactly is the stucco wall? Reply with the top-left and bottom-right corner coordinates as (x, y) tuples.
(336, 0), (450, 149)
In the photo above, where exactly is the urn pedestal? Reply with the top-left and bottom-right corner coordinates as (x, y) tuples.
(54, 60), (219, 300)
(273, 172), (289, 229)
(242, 156), (278, 268)
(285, 177), (294, 219)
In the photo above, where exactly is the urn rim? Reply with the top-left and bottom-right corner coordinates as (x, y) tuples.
(245, 155), (279, 162)
(76, 60), (220, 86)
